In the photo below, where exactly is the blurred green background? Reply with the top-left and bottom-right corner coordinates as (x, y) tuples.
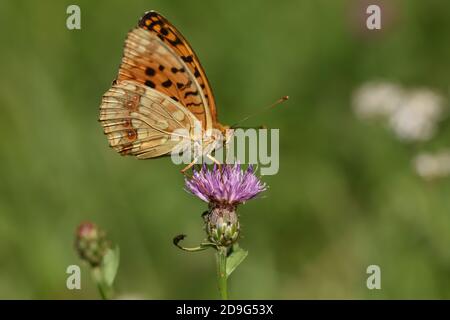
(1, 0), (450, 299)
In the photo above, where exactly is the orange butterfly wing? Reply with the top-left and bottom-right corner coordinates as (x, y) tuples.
(117, 11), (218, 130)
(100, 80), (198, 159)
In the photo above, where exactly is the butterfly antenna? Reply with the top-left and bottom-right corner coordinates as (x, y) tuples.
(230, 96), (289, 128)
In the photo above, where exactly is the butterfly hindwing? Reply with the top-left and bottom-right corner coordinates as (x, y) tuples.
(100, 80), (197, 158)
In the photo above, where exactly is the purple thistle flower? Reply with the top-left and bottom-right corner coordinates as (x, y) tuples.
(185, 163), (267, 206)
(185, 164), (267, 247)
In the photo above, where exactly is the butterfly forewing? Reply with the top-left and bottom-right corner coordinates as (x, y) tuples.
(117, 11), (217, 130)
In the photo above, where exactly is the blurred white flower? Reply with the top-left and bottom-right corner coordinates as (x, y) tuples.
(352, 81), (405, 119)
(389, 89), (445, 142)
(353, 82), (446, 142)
(413, 150), (450, 180)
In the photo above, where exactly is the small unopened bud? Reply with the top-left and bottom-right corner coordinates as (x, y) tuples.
(75, 222), (110, 267)
(205, 204), (240, 247)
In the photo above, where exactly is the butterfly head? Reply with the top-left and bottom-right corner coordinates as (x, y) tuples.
(223, 126), (235, 146)
(213, 123), (234, 147)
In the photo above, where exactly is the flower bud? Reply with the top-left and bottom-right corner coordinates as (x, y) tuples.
(205, 204), (240, 247)
(75, 222), (110, 267)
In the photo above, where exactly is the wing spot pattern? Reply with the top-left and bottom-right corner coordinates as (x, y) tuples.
(162, 79), (173, 88)
(145, 80), (156, 88)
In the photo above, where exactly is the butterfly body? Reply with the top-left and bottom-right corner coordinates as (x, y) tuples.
(99, 11), (231, 166)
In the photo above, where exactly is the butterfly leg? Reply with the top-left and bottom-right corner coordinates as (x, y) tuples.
(206, 154), (222, 171)
(181, 157), (200, 174)
(181, 154), (222, 174)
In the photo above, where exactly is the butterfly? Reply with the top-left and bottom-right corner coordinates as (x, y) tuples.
(99, 11), (233, 172)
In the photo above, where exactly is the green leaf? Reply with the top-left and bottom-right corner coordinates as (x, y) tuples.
(226, 244), (248, 278)
(101, 246), (120, 286)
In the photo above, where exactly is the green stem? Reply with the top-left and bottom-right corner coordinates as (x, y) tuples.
(92, 268), (113, 300)
(97, 282), (108, 300)
(216, 246), (228, 300)
(173, 234), (218, 252)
